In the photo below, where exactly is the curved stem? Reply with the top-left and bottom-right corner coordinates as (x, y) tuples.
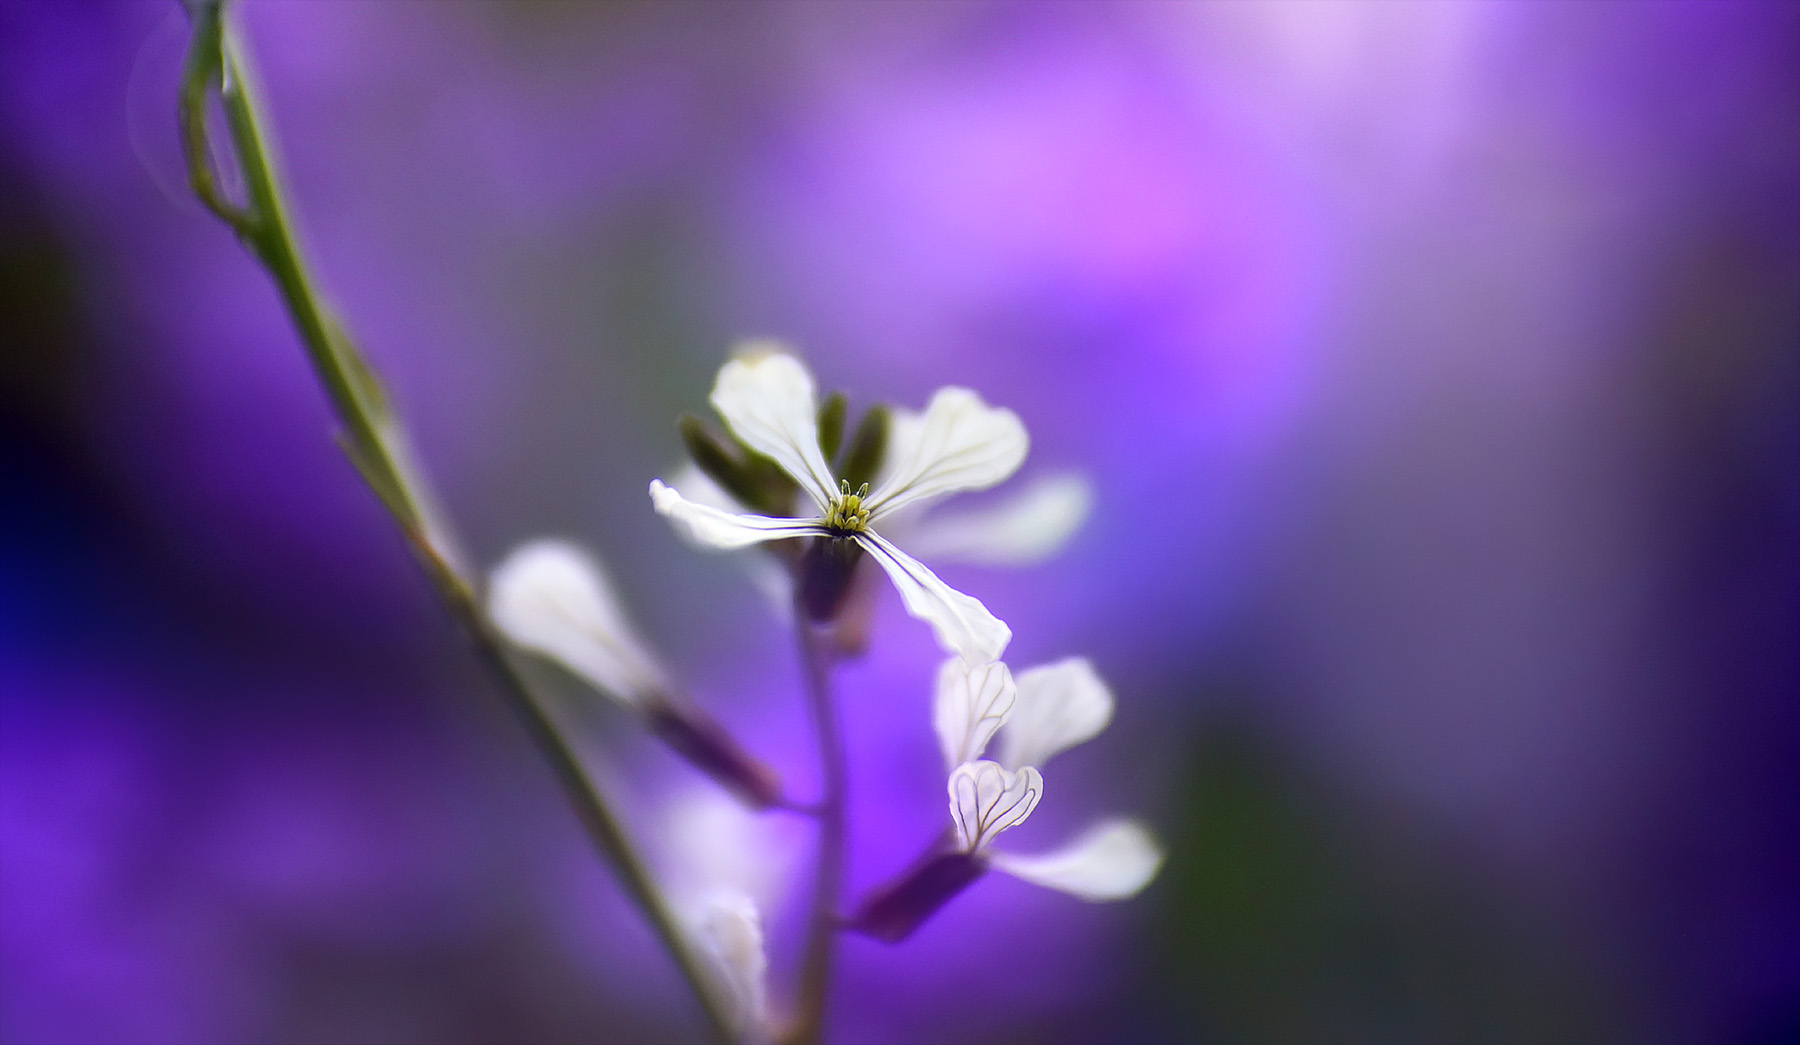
(787, 618), (848, 1045)
(176, 4), (733, 1040)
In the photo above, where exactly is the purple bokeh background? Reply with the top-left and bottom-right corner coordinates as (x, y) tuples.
(3, 2), (1796, 1042)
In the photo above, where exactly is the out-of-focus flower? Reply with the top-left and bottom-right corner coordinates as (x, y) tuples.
(693, 890), (769, 1043)
(659, 786), (798, 1044)
(486, 540), (783, 807)
(850, 658), (1163, 941)
(488, 539), (668, 707)
(649, 349), (1027, 663)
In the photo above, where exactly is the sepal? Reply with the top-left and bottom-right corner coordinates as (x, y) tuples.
(678, 413), (798, 518)
(845, 846), (988, 944)
(816, 391), (847, 464)
(796, 534), (866, 623)
(836, 403), (890, 493)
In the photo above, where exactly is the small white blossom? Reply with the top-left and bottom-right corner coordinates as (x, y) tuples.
(695, 890), (770, 1040)
(664, 466), (1091, 609)
(649, 349), (1027, 663)
(934, 657), (1163, 901)
(663, 788), (799, 1042)
(490, 540), (785, 805)
(487, 539), (667, 706)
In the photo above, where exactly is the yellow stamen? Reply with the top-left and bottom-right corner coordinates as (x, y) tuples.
(823, 479), (872, 535)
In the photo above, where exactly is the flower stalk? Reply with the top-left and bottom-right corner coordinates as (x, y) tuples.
(786, 614), (848, 1045)
(175, 3), (734, 1039)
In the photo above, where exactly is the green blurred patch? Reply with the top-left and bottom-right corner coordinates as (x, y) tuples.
(1142, 716), (1615, 1044)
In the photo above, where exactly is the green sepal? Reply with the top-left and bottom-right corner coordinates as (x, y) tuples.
(679, 414), (766, 509)
(678, 413), (799, 516)
(817, 391), (847, 463)
(837, 404), (890, 492)
(740, 452), (799, 516)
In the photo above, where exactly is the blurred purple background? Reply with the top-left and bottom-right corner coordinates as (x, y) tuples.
(3, 2), (1796, 1042)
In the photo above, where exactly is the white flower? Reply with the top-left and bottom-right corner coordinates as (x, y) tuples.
(650, 349), (1030, 663)
(693, 890), (769, 1042)
(662, 787), (798, 1043)
(663, 420), (1091, 571)
(487, 538), (668, 706)
(936, 658), (1163, 901)
(487, 540), (784, 806)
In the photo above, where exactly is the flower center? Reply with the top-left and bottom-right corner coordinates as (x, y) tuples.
(822, 480), (873, 536)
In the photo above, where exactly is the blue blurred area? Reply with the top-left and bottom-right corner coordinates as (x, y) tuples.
(3, 2), (1796, 1042)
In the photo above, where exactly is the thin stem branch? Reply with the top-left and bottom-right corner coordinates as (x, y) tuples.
(176, 4), (732, 1040)
(787, 617), (848, 1045)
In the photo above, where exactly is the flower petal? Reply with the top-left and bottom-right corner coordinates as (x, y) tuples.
(933, 659), (1017, 771)
(874, 405), (926, 491)
(487, 539), (665, 706)
(948, 760), (1043, 853)
(902, 473), (1093, 566)
(988, 818), (1164, 901)
(866, 387), (1028, 518)
(708, 348), (838, 509)
(664, 465), (797, 614)
(854, 531), (1011, 663)
(650, 479), (823, 550)
(997, 657), (1114, 770)
(663, 787), (803, 910)
(693, 889), (770, 1038)
(665, 461), (747, 513)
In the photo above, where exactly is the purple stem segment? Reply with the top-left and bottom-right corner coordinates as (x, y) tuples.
(845, 848), (989, 945)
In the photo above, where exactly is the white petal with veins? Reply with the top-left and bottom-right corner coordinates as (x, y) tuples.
(650, 480), (823, 550)
(665, 465), (797, 615)
(933, 659), (1017, 770)
(708, 348), (837, 509)
(855, 531), (1011, 664)
(948, 759), (1043, 853)
(989, 818), (1164, 901)
(902, 473), (1093, 566)
(876, 405), (926, 491)
(998, 657), (1114, 770)
(487, 539), (665, 706)
(867, 387), (1028, 518)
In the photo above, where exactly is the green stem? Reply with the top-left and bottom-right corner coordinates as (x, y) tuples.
(176, 4), (732, 1040)
(787, 617), (847, 1045)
